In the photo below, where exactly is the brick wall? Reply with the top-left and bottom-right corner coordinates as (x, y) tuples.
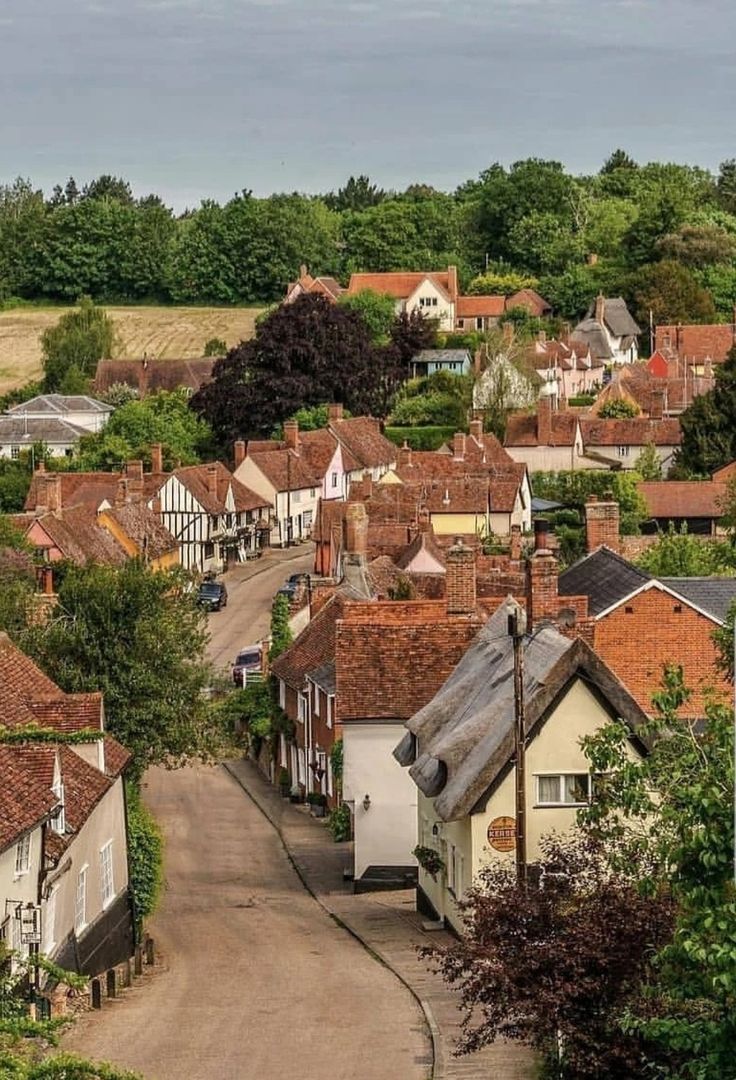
(593, 588), (729, 715)
(585, 496), (620, 553)
(445, 539), (476, 615)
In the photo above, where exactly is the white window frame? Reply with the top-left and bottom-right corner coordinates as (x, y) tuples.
(326, 695), (333, 730)
(99, 840), (115, 909)
(278, 680), (286, 709)
(331, 472), (338, 489)
(313, 686), (320, 717)
(535, 773), (591, 807)
(617, 445), (630, 457)
(75, 865), (88, 933)
(51, 780), (65, 835)
(43, 887), (58, 953)
(292, 488), (301, 504)
(297, 693), (308, 724)
(14, 834), (30, 877)
(327, 758), (333, 798)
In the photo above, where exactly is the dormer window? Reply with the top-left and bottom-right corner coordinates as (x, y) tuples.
(51, 778), (65, 835)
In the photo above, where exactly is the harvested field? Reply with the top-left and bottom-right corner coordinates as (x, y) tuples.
(0, 305), (263, 395)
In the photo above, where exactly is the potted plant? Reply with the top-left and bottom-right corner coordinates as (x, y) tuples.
(413, 845), (445, 880)
(289, 783), (303, 804)
(307, 792), (328, 818)
(278, 767), (291, 798)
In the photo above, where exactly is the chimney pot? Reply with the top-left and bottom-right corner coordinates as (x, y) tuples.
(234, 440), (246, 470)
(399, 441), (412, 469)
(469, 418), (483, 441)
(452, 432), (466, 460)
(207, 464), (219, 495)
(328, 403), (344, 423)
(284, 420), (299, 453)
(445, 537), (476, 616)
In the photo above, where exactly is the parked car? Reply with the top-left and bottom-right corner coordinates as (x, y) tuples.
(276, 572), (308, 600)
(232, 645), (262, 686)
(197, 580), (228, 611)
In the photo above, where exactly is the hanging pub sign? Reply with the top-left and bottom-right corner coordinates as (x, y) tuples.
(19, 904), (41, 945)
(487, 815), (516, 852)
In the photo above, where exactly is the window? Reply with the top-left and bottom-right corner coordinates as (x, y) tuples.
(203, 541), (215, 559)
(303, 509), (313, 530)
(326, 695), (333, 730)
(331, 472), (338, 489)
(327, 758), (334, 798)
(100, 841), (114, 908)
(310, 488), (316, 498)
(292, 489), (301, 503)
(313, 688), (320, 717)
(14, 835), (30, 876)
(297, 693), (308, 724)
(447, 843), (464, 898)
(476, 317), (483, 330)
(44, 889), (57, 953)
(617, 445), (629, 457)
(297, 749), (306, 785)
(75, 866), (88, 932)
(536, 773), (591, 806)
(278, 680), (286, 709)
(419, 296), (438, 308)
(458, 319), (465, 330)
(10, 446), (20, 460)
(51, 777), (65, 835)
(211, 515), (219, 531)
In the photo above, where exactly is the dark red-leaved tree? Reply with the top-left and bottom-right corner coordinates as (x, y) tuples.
(426, 832), (675, 1079)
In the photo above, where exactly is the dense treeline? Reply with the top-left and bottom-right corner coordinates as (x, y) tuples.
(3, 155), (736, 322)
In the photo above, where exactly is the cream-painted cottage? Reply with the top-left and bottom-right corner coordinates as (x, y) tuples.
(394, 605), (648, 931)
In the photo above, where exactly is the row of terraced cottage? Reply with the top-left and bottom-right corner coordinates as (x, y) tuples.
(263, 441), (736, 930)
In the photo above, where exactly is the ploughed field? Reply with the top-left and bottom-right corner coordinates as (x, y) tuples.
(0, 305), (263, 395)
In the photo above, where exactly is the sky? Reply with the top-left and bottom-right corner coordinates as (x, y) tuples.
(1, 0), (735, 211)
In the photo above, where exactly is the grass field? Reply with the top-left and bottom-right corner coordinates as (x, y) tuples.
(0, 305), (264, 396)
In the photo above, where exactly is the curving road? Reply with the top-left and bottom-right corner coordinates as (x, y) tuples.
(64, 764), (429, 1080)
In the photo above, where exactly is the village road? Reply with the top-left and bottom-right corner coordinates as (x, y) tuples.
(64, 764), (430, 1080)
(206, 548), (314, 672)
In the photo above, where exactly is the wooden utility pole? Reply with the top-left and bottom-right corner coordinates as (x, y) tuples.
(508, 604), (527, 889)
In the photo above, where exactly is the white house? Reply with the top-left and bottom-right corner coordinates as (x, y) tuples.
(572, 295), (640, 365)
(346, 268), (459, 332)
(151, 462), (270, 572)
(394, 605), (648, 931)
(6, 395), (113, 433)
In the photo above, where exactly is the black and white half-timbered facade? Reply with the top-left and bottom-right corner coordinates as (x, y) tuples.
(151, 463), (272, 573)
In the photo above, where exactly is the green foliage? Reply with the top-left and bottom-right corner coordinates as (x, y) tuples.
(269, 594), (293, 661)
(203, 337), (227, 357)
(391, 370), (471, 428)
(580, 668), (736, 1077)
(532, 470), (647, 535)
(41, 297), (116, 392)
(338, 288), (396, 343)
(636, 525), (735, 577)
(20, 561), (218, 780)
(597, 398), (639, 419)
(126, 783), (163, 925)
(412, 845), (444, 879)
(76, 389), (212, 470)
(0, 381), (44, 413)
(327, 803), (351, 843)
(384, 425), (457, 451)
(97, 382), (139, 408)
(627, 259), (717, 328)
(466, 269), (537, 295)
(633, 440), (663, 480)
(329, 738), (343, 782)
(679, 344), (736, 474)
(568, 394), (596, 407)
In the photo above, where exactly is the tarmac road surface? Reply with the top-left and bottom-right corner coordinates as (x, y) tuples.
(63, 764), (430, 1080)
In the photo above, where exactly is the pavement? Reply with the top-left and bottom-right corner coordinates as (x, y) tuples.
(63, 764), (431, 1080)
(206, 543), (314, 671)
(225, 758), (536, 1080)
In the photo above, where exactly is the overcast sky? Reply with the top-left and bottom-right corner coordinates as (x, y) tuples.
(1, 0), (735, 211)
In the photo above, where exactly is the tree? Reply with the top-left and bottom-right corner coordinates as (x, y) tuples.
(627, 260), (717, 329)
(633, 441), (662, 480)
(656, 223), (736, 268)
(635, 526), (734, 577)
(466, 270), (538, 295)
(324, 175), (387, 211)
(41, 297), (117, 391)
(191, 294), (396, 444)
(581, 668), (736, 1077)
(716, 159), (736, 215)
(81, 174), (135, 204)
(269, 594), (292, 660)
(203, 337), (227, 357)
(22, 561), (222, 780)
(598, 398), (639, 419)
(76, 389), (212, 470)
(679, 344), (736, 473)
(427, 832), (674, 1077)
(338, 289), (396, 343)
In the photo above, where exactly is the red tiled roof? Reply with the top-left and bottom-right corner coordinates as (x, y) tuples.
(347, 271), (452, 302)
(94, 358), (214, 395)
(247, 448), (321, 492)
(504, 410), (579, 447)
(58, 745), (113, 835)
(713, 461), (736, 482)
(24, 469), (168, 513)
(507, 288), (552, 315)
(638, 481), (726, 519)
(329, 417), (397, 470)
(173, 462), (270, 514)
(655, 324), (735, 363)
(104, 503), (179, 560)
(271, 592), (351, 690)
(33, 505), (128, 565)
(456, 295), (506, 318)
(0, 633), (103, 735)
(0, 746), (58, 853)
(104, 735), (132, 777)
(580, 417), (681, 447)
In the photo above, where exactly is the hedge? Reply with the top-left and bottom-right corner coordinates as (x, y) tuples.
(385, 426), (458, 451)
(126, 784), (164, 927)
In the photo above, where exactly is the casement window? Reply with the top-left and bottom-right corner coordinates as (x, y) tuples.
(326, 696), (333, 730)
(536, 773), (591, 807)
(278, 679), (286, 709)
(10, 446), (20, 459)
(447, 843), (464, 898)
(75, 866), (88, 932)
(313, 688), (320, 718)
(292, 489), (301, 504)
(51, 777), (65, 835)
(617, 445), (629, 457)
(297, 693), (308, 724)
(14, 834), (30, 877)
(297, 749), (306, 785)
(303, 509), (313, 530)
(476, 317), (483, 330)
(327, 758), (333, 798)
(331, 472), (338, 489)
(99, 841), (115, 908)
(279, 733), (287, 768)
(419, 296), (438, 308)
(203, 541), (215, 559)
(310, 489), (316, 498)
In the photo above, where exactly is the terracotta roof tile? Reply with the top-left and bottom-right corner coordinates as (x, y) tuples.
(580, 417), (681, 447)
(0, 633), (103, 736)
(34, 505), (128, 565)
(456, 295), (506, 318)
(104, 503), (179, 560)
(0, 747), (58, 853)
(103, 735), (132, 777)
(271, 592), (351, 690)
(173, 462), (270, 514)
(329, 417), (397, 470)
(638, 480), (727, 520)
(247, 448), (322, 492)
(504, 410), (579, 447)
(347, 271), (453, 301)
(655, 324), (736, 363)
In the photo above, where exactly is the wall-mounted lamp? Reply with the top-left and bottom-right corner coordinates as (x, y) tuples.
(432, 822), (441, 837)
(362, 793), (371, 812)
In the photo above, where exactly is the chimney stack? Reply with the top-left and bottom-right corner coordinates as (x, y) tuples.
(328, 403), (344, 423)
(510, 524), (522, 562)
(594, 293), (605, 325)
(469, 418), (483, 442)
(649, 390), (665, 421)
(452, 432), (466, 461)
(284, 420), (299, 453)
(207, 464), (219, 496)
(537, 394), (553, 445)
(526, 519), (558, 627)
(445, 537), (476, 616)
(115, 477), (128, 508)
(399, 441), (412, 469)
(417, 507), (431, 534)
(361, 469), (373, 501)
(150, 443), (163, 475)
(448, 264), (459, 302)
(233, 440), (246, 470)
(344, 502), (368, 560)
(40, 474), (62, 514)
(126, 460), (144, 498)
(584, 494), (620, 553)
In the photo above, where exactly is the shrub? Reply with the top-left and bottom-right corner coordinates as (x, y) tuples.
(385, 426), (457, 451)
(327, 803), (351, 842)
(126, 784), (163, 928)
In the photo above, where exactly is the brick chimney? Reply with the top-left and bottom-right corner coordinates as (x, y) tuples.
(150, 442), (163, 475)
(537, 395), (553, 445)
(114, 477), (129, 508)
(344, 502), (368, 560)
(299, 264), (307, 278)
(207, 464), (219, 496)
(126, 460), (144, 498)
(284, 420), (299, 453)
(417, 507), (431, 534)
(361, 469), (373, 500)
(649, 390), (665, 421)
(469, 418), (483, 442)
(594, 293), (605, 325)
(328, 403), (344, 423)
(36, 461), (46, 475)
(445, 537), (476, 616)
(399, 441), (412, 469)
(584, 494), (620, 553)
(38, 565), (54, 596)
(526, 519), (558, 627)
(510, 524), (522, 562)
(452, 432), (466, 461)
(447, 264), (458, 302)
(233, 440), (246, 470)
(40, 474), (62, 513)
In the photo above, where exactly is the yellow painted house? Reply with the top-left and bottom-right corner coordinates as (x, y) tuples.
(97, 503), (179, 570)
(394, 603), (648, 932)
